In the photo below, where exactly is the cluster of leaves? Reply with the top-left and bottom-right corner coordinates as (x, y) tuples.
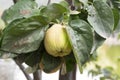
(0, 0), (120, 78)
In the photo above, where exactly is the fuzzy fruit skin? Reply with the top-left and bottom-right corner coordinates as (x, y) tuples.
(44, 24), (71, 57)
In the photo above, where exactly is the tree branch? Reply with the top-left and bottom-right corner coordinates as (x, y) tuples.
(65, 0), (75, 10)
(33, 70), (42, 80)
(59, 65), (76, 80)
(14, 59), (33, 80)
(47, 0), (51, 5)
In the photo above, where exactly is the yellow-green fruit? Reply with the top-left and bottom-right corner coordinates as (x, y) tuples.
(44, 24), (71, 57)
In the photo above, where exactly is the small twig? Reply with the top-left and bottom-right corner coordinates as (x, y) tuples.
(14, 59), (32, 80)
(33, 70), (42, 80)
(65, 0), (76, 10)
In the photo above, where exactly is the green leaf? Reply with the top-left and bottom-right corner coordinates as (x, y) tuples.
(78, 9), (88, 21)
(112, 9), (120, 30)
(90, 32), (105, 61)
(110, 0), (120, 10)
(40, 52), (62, 73)
(24, 43), (44, 67)
(64, 52), (76, 72)
(66, 19), (93, 72)
(24, 51), (42, 67)
(114, 14), (120, 35)
(40, 3), (69, 22)
(87, 0), (114, 38)
(14, 42), (44, 67)
(59, 1), (69, 9)
(2, 0), (39, 24)
(91, 32), (105, 55)
(0, 15), (49, 54)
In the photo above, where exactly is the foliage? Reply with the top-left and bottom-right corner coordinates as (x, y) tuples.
(0, 0), (120, 79)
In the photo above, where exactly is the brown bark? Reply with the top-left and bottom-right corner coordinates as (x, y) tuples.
(33, 70), (42, 80)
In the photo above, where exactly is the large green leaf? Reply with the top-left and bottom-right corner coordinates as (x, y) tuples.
(40, 52), (62, 73)
(24, 42), (44, 67)
(87, 0), (114, 38)
(2, 0), (39, 24)
(40, 3), (69, 22)
(66, 19), (93, 72)
(0, 15), (49, 54)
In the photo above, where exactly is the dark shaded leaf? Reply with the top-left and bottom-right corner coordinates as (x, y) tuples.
(114, 14), (120, 35)
(40, 52), (62, 73)
(66, 19), (93, 72)
(112, 9), (120, 30)
(0, 15), (49, 54)
(64, 52), (76, 72)
(88, 0), (114, 38)
(14, 42), (44, 67)
(110, 0), (120, 10)
(24, 50), (42, 67)
(2, 0), (39, 24)
(78, 9), (88, 21)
